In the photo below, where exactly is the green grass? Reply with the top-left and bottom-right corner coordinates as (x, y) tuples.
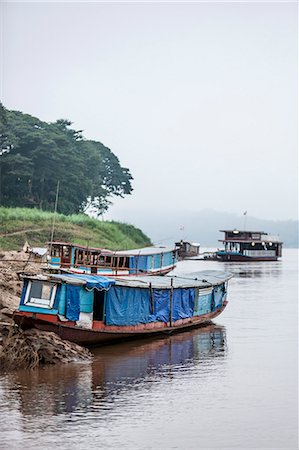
(0, 207), (151, 251)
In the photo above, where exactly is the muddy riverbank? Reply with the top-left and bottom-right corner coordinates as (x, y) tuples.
(0, 251), (92, 370)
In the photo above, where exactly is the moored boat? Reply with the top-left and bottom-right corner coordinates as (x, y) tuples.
(13, 270), (232, 346)
(175, 240), (200, 259)
(48, 241), (177, 276)
(216, 229), (283, 261)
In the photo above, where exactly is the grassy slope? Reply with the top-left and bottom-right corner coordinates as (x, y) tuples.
(0, 207), (151, 251)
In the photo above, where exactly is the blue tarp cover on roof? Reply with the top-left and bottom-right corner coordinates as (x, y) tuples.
(56, 274), (115, 290)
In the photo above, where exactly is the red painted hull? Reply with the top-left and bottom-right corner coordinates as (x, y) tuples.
(13, 302), (228, 346)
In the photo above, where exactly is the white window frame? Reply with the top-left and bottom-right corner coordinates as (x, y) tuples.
(24, 281), (57, 309)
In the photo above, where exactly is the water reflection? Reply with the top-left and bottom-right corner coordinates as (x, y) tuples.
(222, 260), (283, 278)
(174, 256), (287, 281)
(3, 324), (226, 420)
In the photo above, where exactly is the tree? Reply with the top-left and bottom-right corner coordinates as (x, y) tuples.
(0, 105), (133, 215)
(82, 140), (133, 215)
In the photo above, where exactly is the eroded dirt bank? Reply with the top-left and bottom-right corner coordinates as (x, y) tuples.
(0, 250), (42, 312)
(0, 251), (92, 370)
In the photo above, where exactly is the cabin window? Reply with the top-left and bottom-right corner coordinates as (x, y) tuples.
(99, 255), (111, 267)
(76, 249), (84, 264)
(62, 246), (70, 258)
(51, 246), (60, 257)
(91, 252), (99, 266)
(112, 257), (119, 268)
(251, 233), (261, 240)
(118, 257), (128, 268)
(84, 251), (91, 264)
(24, 281), (57, 308)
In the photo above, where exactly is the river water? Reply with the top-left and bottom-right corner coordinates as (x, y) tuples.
(0, 249), (297, 449)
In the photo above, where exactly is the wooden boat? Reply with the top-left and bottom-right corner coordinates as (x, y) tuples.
(48, 241), (177, 276)
(175, 240), (200, 259)
(216, 229), (283, 261)
(13, 270), (232, 346)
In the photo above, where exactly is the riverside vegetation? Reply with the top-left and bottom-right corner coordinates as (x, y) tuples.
(0, 207), (151, 251)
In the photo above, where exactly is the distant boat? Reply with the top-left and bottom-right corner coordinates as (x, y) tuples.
(48, 241), (177, 276)
(175, 240), (200, 259)
(13, 270), (232, 346)
(216, 229), (283, 261)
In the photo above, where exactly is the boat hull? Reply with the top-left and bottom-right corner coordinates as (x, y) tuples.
(216, 253), (278, 262)
(13, 302), (227, 346)
(55, 265), (176, 277)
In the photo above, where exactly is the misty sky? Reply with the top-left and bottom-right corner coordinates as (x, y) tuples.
(1, 1), (298, 223)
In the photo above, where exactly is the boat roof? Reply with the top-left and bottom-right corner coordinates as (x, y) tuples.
(114, 246), (175, 256)
(220, 230), (266, 234)
(114, 270), (232, 288)
(175, 241), (200, 247)
(21, 273), (115, 289)
(219, 233), (282, 243)
(21, 270), (232, 289)
(48, 242), (174, 256)
(31, 247), (48, 256)
(48, 241), (113, 253)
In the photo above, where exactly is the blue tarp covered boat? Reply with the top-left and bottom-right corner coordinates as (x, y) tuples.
(13, 271), (233, 346)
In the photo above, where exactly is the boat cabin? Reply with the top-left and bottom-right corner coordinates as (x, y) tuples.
(217, 230), (282, 261)
(48, 242), (178, 276)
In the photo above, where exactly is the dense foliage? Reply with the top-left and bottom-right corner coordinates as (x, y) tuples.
(0, 104), (133, 215)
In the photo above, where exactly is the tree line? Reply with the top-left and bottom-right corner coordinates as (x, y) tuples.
(0, 104), (133, 215)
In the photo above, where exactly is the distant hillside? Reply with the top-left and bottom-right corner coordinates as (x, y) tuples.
(0, 207), (151, 251)
(113, 208), (298, 248)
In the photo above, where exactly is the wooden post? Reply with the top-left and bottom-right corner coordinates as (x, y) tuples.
(149, 282), (154, 314)
(169, 278), (174, 327)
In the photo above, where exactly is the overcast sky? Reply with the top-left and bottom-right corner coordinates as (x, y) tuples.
(1, 1), (298, 222)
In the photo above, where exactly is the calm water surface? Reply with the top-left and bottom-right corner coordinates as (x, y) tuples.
(0, 249), (297, 449)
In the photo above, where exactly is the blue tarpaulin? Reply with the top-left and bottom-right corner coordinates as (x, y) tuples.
(172, 288), (195, 321)
(105, 286), (195, 325)
(163, 252), (173, 267)
(54, 274), (115, 290)
(153, 253), (162, 269)
(65, 285), (81, 321)
(152, 289), (170, 322)
(151, 288), (195, 322)
(105, 286), (153, 326)
(129, 255), (148, 273)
